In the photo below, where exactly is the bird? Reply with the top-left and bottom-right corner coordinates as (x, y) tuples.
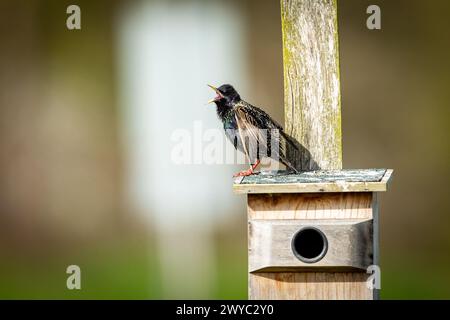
(207, 84), (299, 177)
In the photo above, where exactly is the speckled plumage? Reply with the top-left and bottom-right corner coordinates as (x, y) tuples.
(210, 84), (298, 173)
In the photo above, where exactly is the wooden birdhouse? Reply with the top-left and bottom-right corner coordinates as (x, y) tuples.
(233, 0), (393, 300)
(234, 169), (392, 299)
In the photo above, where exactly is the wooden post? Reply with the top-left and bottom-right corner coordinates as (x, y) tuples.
(233, 0), (393, 300)
(281, 0), (342, 171)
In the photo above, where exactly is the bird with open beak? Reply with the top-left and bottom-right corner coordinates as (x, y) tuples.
(207, 84), (298, 177)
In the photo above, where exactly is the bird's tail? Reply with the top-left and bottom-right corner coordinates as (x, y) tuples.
(279, 130), (300, 173)
(281, 158), (299, 173)
(280, 130), (299, 152)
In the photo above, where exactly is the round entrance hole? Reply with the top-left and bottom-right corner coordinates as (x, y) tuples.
(291, 227), (328, 263)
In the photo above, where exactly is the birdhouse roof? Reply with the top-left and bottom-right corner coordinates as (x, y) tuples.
(233, 169), (393, 194)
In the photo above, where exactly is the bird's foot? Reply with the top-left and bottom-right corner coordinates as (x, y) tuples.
(233, 169), (254, 177)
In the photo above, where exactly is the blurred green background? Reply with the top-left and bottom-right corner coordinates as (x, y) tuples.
(0, 0), (449, 299)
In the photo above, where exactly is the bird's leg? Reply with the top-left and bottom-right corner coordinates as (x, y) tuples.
(233, 160), (260, 177)
(251, 159), (261, 171)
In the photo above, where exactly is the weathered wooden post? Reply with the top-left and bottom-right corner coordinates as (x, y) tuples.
(233, 0), (393, 300)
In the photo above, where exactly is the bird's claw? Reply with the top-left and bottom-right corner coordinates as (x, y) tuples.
(233, 169), (254, 177)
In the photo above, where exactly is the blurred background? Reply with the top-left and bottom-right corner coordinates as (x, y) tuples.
(0, 0), (449, 299)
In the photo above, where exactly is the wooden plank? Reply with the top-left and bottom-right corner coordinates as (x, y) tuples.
(234, 169), (393, 194)
(235, 181), (386, 194)
(249, 219), (373, 272)
(248, 193), (374, 221)
(248, 192), (376, 300)
(249, 272), (372, 300)
(281, 0), (342, 171)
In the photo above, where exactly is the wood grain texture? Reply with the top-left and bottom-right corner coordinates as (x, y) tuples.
(281, 0), (342, 170)
(235, 180), (387, 194)
(249, 272), (373, 300)
(248, 192), (377, 300)
(248, 193), (373, 223)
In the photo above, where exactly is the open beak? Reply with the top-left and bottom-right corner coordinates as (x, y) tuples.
(207, 84), (223, 104)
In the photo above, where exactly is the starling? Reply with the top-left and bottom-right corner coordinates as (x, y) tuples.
(208, 84), (299, 177)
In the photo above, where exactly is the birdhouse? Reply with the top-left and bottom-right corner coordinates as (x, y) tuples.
(227, 1), (395, 300)
(234, 169), (393, 299)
